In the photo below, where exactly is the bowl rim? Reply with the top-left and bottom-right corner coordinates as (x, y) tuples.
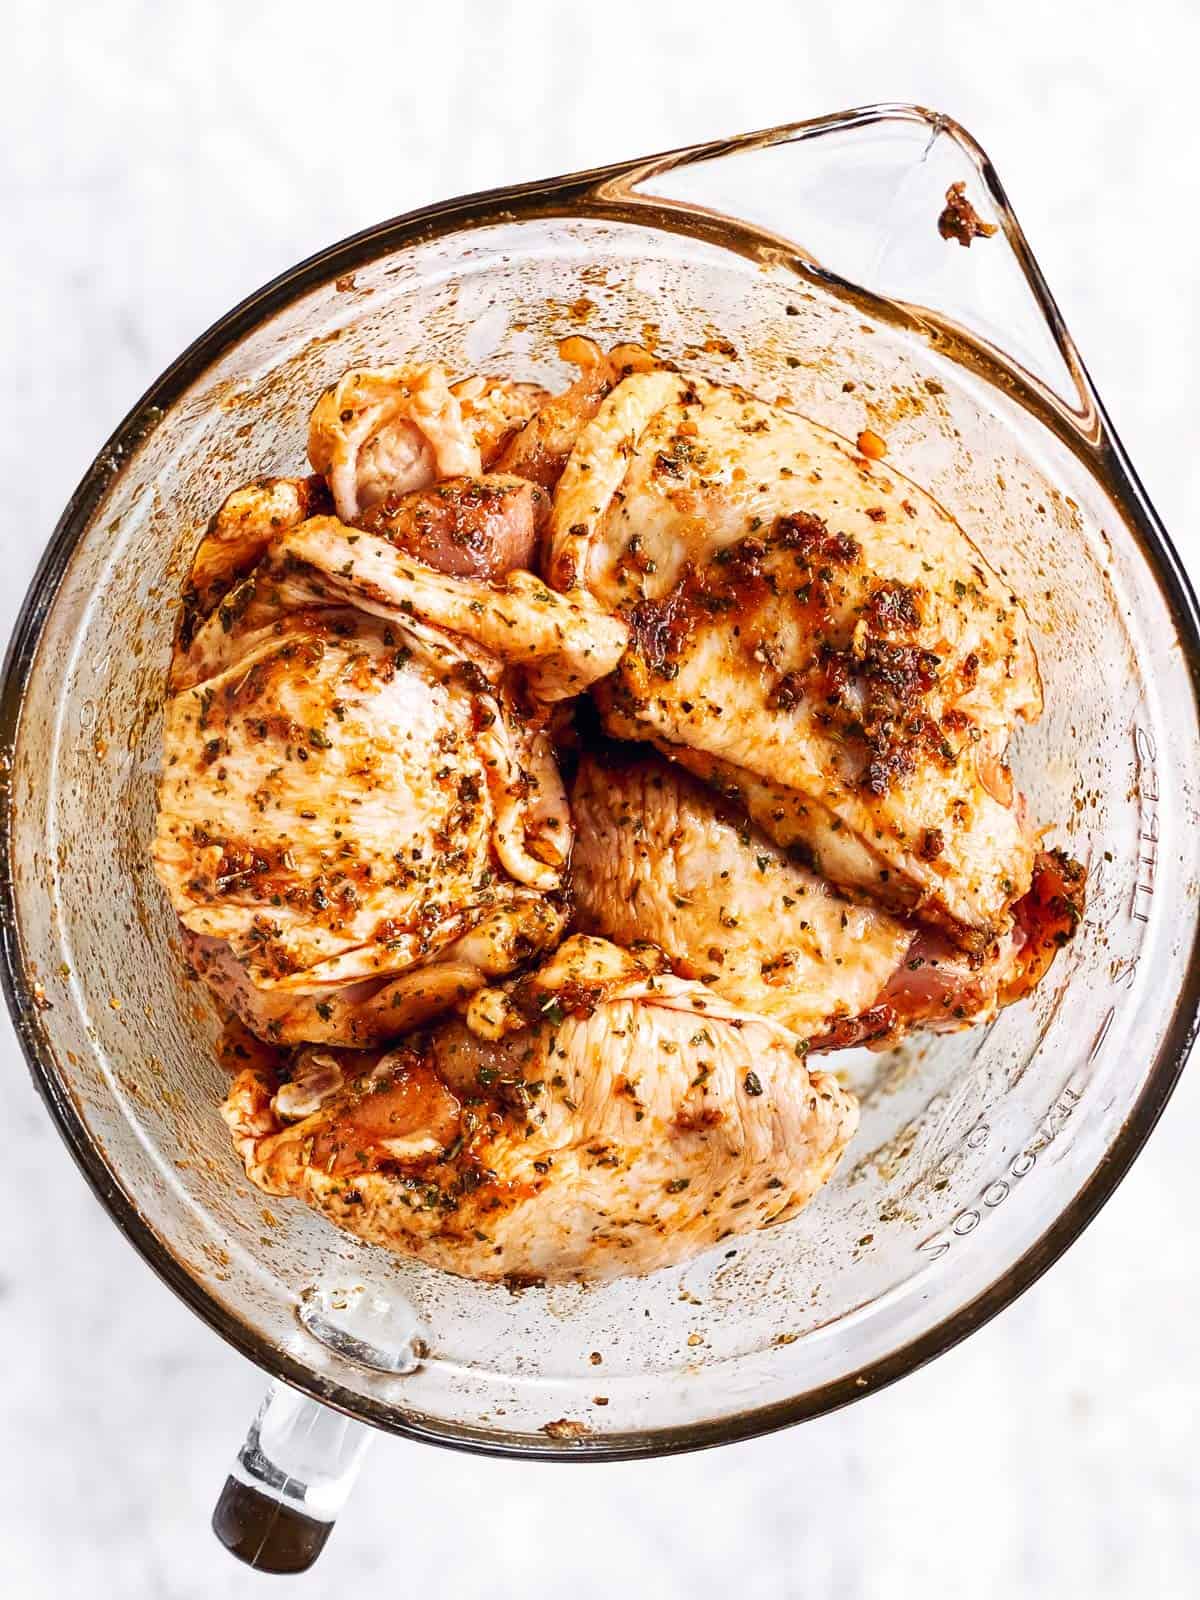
(4, 102), (1200, 1460)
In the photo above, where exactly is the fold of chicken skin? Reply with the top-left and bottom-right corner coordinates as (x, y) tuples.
(171, 516), (627, 702)
(156, 511), (624, 1047)
(549, 371), (1043, 948)
(182, 892), (568, 1048)
(221, 935), (858, 1282)
(309, 364), (478, 522)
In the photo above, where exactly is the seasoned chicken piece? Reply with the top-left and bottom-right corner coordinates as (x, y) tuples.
(493, 338), (657, 493)
(572, 750), (1083, 1051)
(810, 848), (1085, 1050)
(571, 748), (910, 1037)
(550, 371), (1043, 947)
(183, 893), (565, 1047)
(309, 365), (552, 523)
(450, 375), (549, 465)
(309, 363), (482, 521)
(177, 474), (331, 651)
(170, 516), (628, 702)
(357, 473), (549, 580)
(156, 516), (625, 1047)
(222, 935), (858, 1281)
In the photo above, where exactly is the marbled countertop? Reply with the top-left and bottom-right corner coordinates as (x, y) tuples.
(4, 3), (1198, 1595)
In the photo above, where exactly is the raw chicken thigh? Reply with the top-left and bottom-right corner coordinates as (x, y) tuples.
(156, 490), (626, 1047)
(571, 747), (909, 1038)
(550, 371), (1043, 948)
(222, 935), (858, 1282)
(571, 749), (1084, 1052)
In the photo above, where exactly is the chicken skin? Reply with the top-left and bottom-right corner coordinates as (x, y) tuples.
(156, 515), (626, 1046)
(222, 936), (858, 1282)
(550, 371), (1043, 948)
(571, 748), (910, 1038)
(176, 474), (332, 652)
(493, 338), (658, 493)
(572, 748), (1083, 1052)
(450, 374), (549, 466)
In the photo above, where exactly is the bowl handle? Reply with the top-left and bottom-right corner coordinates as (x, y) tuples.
(211, 1381), (371, 1573)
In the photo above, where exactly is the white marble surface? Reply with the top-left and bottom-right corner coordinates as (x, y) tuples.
(4, 3), (1199, 1595)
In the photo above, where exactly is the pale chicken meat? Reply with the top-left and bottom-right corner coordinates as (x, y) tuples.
(571, 749), (1085, 1052)
(221, 935), (858, 1281)
(493, 339), (658, 493)
(308, 363), (545, 523)
(550, 371), (1044, 948)
(358, 473), (549, 580)
(155, 515), (627, 1047)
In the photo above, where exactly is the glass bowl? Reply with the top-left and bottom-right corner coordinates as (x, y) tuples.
(4, 104), (1199, 1570)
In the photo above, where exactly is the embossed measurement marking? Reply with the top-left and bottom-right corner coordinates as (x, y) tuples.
(917, 994), (1120, 1263)
(915, 722), (1155, 1265)
(1133, 723), (1159, 924)
(918, 1086), (1082, 1261)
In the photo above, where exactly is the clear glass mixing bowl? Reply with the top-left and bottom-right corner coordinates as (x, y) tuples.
(4, 105), (1199, 1571)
